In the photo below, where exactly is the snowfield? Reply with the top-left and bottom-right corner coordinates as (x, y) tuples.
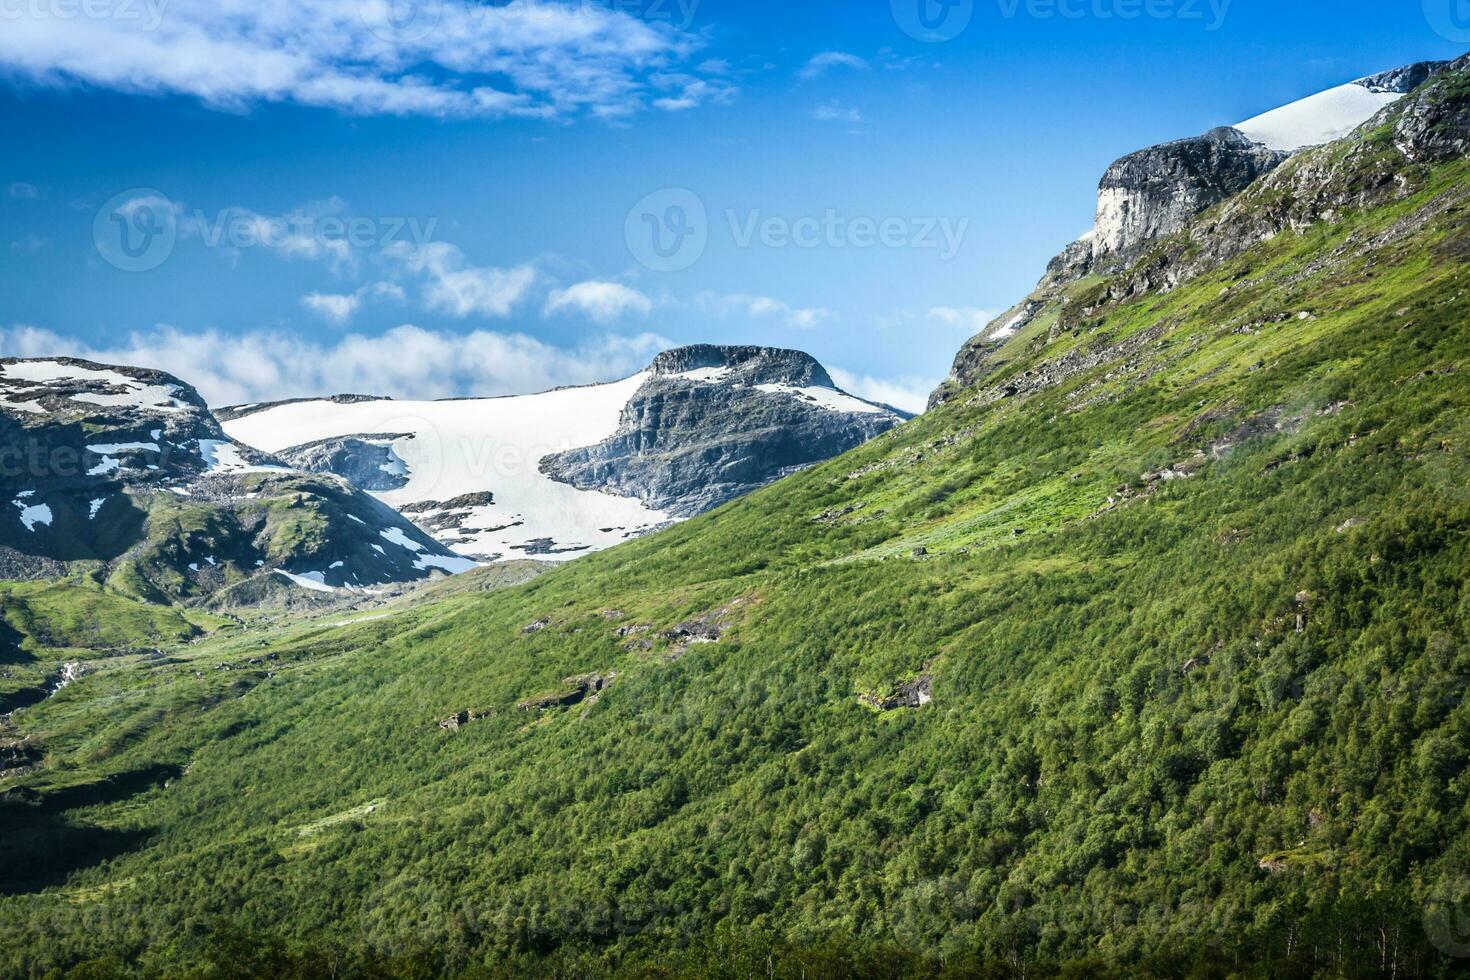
(1234, 81), (1402, 152)
(0, 360), (192, 413)
(223, 374), (675, 563)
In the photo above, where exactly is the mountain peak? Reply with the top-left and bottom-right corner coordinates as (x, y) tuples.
(649, 345), (836, 388)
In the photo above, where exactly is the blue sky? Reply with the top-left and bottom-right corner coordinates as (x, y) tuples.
(0, 0), (1464, 411)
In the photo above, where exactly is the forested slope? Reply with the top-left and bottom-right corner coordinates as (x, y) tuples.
(4, 58), (1470, 980)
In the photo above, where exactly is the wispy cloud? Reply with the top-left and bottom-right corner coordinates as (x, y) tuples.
(812, 101), (862, 124)
(7, 182), (40, 199)
(829, 367), (932, 415)
(0, 0), (731, 122)
(0, 323), (671, 406)
(300, 282), (405, 324)
(694, 291), (834, 330)
(545, 281), (653, 323)
(649, 72), (738, 112)
(798, 51), (870, 80)
(390, 243), (538, 319)
(927, 307), (998, 330)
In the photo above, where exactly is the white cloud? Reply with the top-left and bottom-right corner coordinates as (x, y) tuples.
(393, 243), (538, 318)
(649, 72), (738, 112)
(812, 101), (862, 124)
(545, 281), (653, 323)
(301, 292), (360, 324)
(798, 51), (869, 80)
(0, 0), (730, 122)
(301, 281), (404, 324)
(829, 367), (932, 415)
(0, 323), (670, 406)
(7, 182), (39, 199)
(927, 307), (998, 330)
(694, 291), (834, 330)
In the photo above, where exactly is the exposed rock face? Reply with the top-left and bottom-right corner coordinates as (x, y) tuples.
(214, 393), (388, 423)
(1093, 128), (1289, 257)
(542, 346), (908, 518)
(1119, 53), (1470, 301)
(1356, 60), (1451, 94)
(930, 56), (1465, 409)
(274, 434), (411, 492)
(0, 358), (475, 603)
(861, 675), (933, 711)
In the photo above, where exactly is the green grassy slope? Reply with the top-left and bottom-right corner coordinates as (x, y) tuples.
(4, 78), (1470, 978)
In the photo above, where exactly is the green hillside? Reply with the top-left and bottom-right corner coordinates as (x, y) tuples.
(4, 64), (1470, 979)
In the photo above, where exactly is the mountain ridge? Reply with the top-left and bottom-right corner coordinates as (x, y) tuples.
(222, 344), (908, 557)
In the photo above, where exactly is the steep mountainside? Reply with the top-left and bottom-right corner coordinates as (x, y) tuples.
(0, 358), (476, 606)
(222, 346), (906, 560)
(931, 57), (1455, 408)
(4, 56), (1470, 978)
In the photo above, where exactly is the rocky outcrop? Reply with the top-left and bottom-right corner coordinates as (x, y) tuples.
(542, 346), (907, 517)
(1117, 53), (1470, 301)
(0, 358), (476, 603)
(1356, 60), (1450, 94)
(931, 56), (1467, 409)
(518, 672), (617, 711)
(274, 435), (411, 492)
(214, 393), (388, 423)
(1093, 127), (1288, 258)
(861, 674), (933, 711)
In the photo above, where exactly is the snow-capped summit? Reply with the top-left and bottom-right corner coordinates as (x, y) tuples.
(0, 357), (477, 603)
(1080, 59), (1451, 261)
(1233, 61), (1448, 152)
(222, 346), (908, 563)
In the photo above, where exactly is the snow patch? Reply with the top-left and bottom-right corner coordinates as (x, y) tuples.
(414, 553), (480, 575)
(87, 441), (160, 454)
(12, 498), (53, 531)
(1234, 82), (1402, 152)
(274, 569), (338, 594)
(89, 497), (107, 519)
(674, 366), (735, 383)
(198, 439), (291, 474)
(754, 384), (888, 415)
(380, 527), (423, 552)
(222, 372), (671, 565)
(990, 309), (1031, 341)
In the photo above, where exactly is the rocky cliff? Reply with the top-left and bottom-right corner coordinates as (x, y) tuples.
(541, 346), (907, 517)
(930, 56), (1460, 408)
(1092, 127), (1289, 259)
(0, 358), (475, 605)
